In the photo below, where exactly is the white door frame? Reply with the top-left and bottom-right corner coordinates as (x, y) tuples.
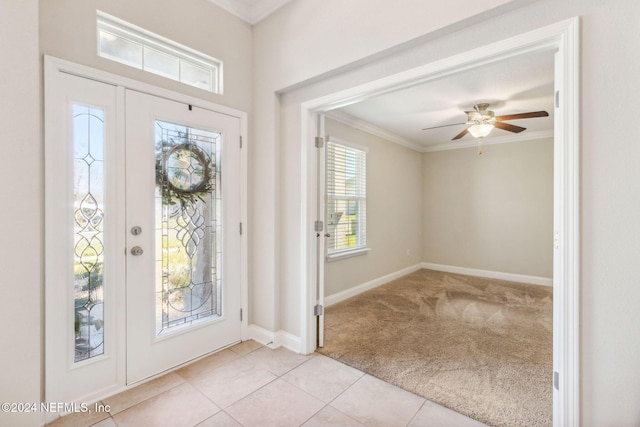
(44, 55), (248, 407)
(299, 18), (580, 426)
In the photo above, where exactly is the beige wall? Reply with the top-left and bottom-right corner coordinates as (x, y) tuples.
(252, 0), (515, 334)
(0, 1), (251, 425)
(422, 139), (553, 278)
(322, 127), (553, 298)
(39, 0), (253, 113)
(3, 0), (640, 424)
(323, 118), (423, 297)
(0, 1), (41, 426)
(266, 0), (640, 424)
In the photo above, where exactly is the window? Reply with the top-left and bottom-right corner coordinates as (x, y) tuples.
(326, 138), (368, 259)
(97, 11), (222, 93)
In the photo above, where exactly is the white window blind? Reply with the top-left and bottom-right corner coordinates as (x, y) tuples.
(326, 139), (367, 257)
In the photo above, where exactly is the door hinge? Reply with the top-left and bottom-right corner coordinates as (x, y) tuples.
(240, 308), (243, 321)
(315, 136), (324, 148)
(555, 90), (560, 108)
(240, 222), (243, 235)
(314, 304), (324, 316)
(240, 135), (243, 148)
(554, 371), (559, 390)
(314, 220), (323, 232)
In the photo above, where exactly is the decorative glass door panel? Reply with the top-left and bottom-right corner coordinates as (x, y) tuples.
(45, 69), (120, 405)
(125, 90), (241, 384)
(73, 105), (106, 362)
(155, 121), (222, 335)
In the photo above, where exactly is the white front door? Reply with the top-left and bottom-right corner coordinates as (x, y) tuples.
(45, 62), (244, 405)
(125, 90), (242, 384)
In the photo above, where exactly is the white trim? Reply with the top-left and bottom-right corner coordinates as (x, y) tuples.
(325, 110), (423, 152)
(300, 17), (580, 425)
(422, 129), (554, 152)
(247, 324), (276, 348)
(421, 262), (553, 287)
(326, 247), (371, 262)
(325, 264), (423, 307)
(207, 0), (292, 24)
(247, 324), (302, 353)
(97, 11), (223, 94)
(46, 56), (243, 120)
(273, 330), (303, 353)
(326, 109), (554, 153)
(552, 18), (581, 426)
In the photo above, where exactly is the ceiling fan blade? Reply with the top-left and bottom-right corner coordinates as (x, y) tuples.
(495, 111), (549, 121)
(494, 121), (526, 133)
(422, 122), (465, 131)
(452, 127), (469, 140)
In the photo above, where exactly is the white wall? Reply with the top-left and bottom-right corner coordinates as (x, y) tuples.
(422, 139), (553, 278)
(323, 118), (423, 297)
(0, 1), (41, 426)
(259, 0), (640, 425)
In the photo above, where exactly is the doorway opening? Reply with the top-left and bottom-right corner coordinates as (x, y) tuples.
(300, 18), (579, 426)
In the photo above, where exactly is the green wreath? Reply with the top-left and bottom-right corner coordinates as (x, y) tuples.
(156, 142), (214, 207)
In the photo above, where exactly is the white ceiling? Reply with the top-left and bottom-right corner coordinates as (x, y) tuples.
(330, 49), (556, 152)
(208, 0), (293, 24)
(205, 2), (554, 152)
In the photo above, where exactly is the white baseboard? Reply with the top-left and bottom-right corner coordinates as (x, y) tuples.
(324, 263), (423, 307)
(247, 324), (276, 348)
(247, 324), (302, 353)
(421, 262), (553, 287)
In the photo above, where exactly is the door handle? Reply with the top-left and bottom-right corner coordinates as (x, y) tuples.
(324, 233), (331, 238)
(130, 246), (144, 256)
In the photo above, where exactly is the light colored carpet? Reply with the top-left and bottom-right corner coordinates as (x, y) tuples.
(318, 269), (553, 427)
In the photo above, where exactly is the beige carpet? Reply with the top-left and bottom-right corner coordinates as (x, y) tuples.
(318, 269), (552, 427)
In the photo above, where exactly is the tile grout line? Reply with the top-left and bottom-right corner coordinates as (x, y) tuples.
(404, 400), (429, 427)
(282, 355), (377, 426)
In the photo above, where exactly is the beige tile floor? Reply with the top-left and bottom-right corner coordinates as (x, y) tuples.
(47, 341), (487, 427)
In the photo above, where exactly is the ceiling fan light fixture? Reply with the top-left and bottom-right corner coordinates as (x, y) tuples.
(468, 123), (494, 138)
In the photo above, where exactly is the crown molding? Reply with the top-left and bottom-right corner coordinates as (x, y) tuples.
(326, 110), (553, 153)
(324, 110), (424, 152)
(422, 129), (554, 152)
(208, 0), (292, 24)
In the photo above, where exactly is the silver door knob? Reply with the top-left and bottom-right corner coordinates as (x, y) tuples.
(131, 226), (142, 236)
(130, 246), (144, 256)
(324, 233), (331, 238)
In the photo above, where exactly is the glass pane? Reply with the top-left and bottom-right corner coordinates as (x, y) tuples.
(327, 199), (360, 251)
(180, 61), (212, 91)
(143, 47), (179, 80)
(155, 120), (221, 335)
(73, 105), (105, 362)
(326, 141), (367, 253)
(99, 29), (143, 68)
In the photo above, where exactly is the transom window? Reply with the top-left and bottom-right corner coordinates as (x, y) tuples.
(326, 138), (368, 259)
(97, 11), (222, 93)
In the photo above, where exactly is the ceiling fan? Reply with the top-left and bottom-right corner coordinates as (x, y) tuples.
(422, 103), (549, 140)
